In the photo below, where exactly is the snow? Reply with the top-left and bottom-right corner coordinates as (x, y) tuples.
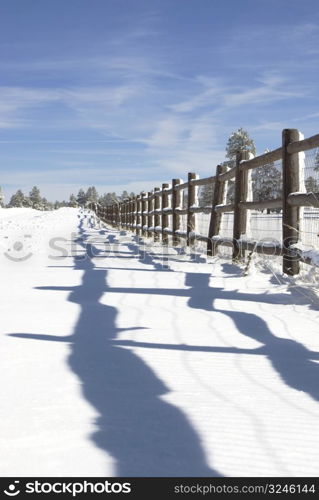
(1, 207), (319, 477)
(0, 207), (40, 219)
(301, 249), (319, 266)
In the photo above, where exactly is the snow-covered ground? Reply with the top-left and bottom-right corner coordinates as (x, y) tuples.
(0, 207), (319, 477)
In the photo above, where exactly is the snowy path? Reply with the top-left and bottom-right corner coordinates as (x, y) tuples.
(0, 208), (319, 477)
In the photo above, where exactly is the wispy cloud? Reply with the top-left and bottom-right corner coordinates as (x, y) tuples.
(0, 11), (318, 201)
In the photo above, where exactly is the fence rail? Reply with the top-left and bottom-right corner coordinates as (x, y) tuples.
(89, 128), (319, 276)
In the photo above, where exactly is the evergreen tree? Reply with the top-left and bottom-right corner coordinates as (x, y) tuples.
(98, 192), (119, 206)
(77, 189), (87, 206)
(305, 176), (319, 192)
(200, 130), (256, 206)
(41, 197), (51, 210)
(8, 189), (25, 207)
(0, 186), (4, 207)
(120, 190), (129, 201)
(314, 151), (319, 171)
(225, 129), (256, 203)
(252, 161), (281, 213)
(22, 196), (32, 208)
(29, 186), (42, 209)
(199, 185), (213, 206)
(226, 128), (256, 166)
(69, 194), (78, 207)
(86, 186), (99, 203)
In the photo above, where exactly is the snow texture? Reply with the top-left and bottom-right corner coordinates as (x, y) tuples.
(0, 207), (319, 477)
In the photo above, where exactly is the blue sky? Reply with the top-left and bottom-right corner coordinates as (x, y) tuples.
(0, 0), (318, 201)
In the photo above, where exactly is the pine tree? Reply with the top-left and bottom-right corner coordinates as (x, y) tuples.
(305, 176), (319, 192)
(99, 192), (119, 206)
(199, 185), (213, 206)
(226, 128), (256, 165)
(41, 197), (51, 210)
(77, 189), (87, 206)
(86, 186), (99, 203)
(0, 186), (4, 207)
(29, 186), (42, 209)
(200, 129), (256, 206)
(22, 196), (32, 208)
(8, 189), (25, 207)
(226, 129), (256, 204)
(120, 190), (129, 201)
(69, 194), (78, 207)
(252, 161), (281, 212)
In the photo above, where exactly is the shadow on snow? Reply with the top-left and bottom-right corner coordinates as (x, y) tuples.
(9, 215), (219, 477)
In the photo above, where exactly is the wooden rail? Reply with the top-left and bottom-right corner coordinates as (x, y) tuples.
(89, 128), (319, 276)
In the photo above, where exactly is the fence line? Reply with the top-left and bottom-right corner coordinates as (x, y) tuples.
(89, 129), (319, 276)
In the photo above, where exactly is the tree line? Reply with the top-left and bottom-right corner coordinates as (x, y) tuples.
(199, 128), (319, 211)
(0, 186), (135, 210)
(1, 128), (318, 211)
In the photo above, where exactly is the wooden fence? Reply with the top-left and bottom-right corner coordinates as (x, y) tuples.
(89, 129), (319, 276)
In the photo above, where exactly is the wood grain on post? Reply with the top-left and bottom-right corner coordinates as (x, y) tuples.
(187, 173), (197, 246)
(131, 197), (135, 229)
(162, 183), (169, 245)
(126, 199), (130, 228)
(172, 179), (182, 246)
(153, 187), (161, 242)
(123, 200), (126, 228)
(127, 198), (131, 228)
(136, 195), (141, 236)
(127, 199), (130, 228)
(148, 191), (153, 236)
(207, 164), (227, 256)
(141, 192), (147, 237)
(118, 202), (122, 229)
(233, 151), (250, 261)
(132, 196), (137, 231)
(282, 128), (301, 276)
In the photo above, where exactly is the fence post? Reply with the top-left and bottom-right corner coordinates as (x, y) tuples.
(123, 199), (126, 229)
(131, 196), (136, 232)
(118, 202), (122, 229)
(162, 183), (169, 245)
(148, 191), (153, 238)
(187, 173), (197, 246)
(207, 164), (227, 256)
(132, 196), (136, 233)
(136, 195), (141, 236)
(130, 197), (134, 230)
(233, 151), (250, 261)
(282, 128), (302, 275)
(154, 187), (161, 242)
(126, 198), (129, 229)
(126, 198), (130, 229)
(172, 178), (182, 246)
(141, 192), (147, 237)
